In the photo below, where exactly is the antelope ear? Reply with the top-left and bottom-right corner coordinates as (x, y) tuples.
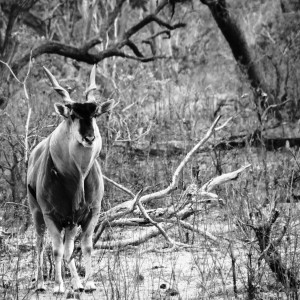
(95, 99), (114, 117)
(54, 103), (71, 118)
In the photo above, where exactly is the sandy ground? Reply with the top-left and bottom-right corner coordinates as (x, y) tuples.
(2, 207), (295, 299)
(1, 216), (245, 300)
(12, 246), (238, 300)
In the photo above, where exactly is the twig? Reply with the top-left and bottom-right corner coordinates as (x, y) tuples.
(0, 60), (22, 83)
(24, 108), (32, 164)
(110, 50), (167, 62)
(177, 220), (220, 244)
(114, 123), (152, 143)
(215, 117), (232, 131)
(142, 30), (171, 42)
(103, 175), (135, 197)
(4, 202), (29, 209)
(261, 99), (290, 121)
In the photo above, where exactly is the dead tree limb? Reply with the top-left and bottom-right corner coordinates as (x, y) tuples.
(94, 224), (174, 250)
(97, 116), (221, 218)
(94, 116), (224, 246)
(94, 117), (251, 249)
(95, 163), (250, 249)
(201, 164), (251, 192)
(137, 192), (176, 246)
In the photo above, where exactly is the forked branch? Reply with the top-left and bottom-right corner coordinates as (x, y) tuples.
(94, 117), (251, 249)
(100, 116), (221, 218)
(11, 0), (186, 76)
(95, 162), (250, 249)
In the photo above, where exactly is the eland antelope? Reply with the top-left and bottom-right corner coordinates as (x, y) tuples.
(27, 65), (113, 294)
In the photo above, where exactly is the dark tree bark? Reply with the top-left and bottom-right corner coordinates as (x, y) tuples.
(200, 0), (271, 105)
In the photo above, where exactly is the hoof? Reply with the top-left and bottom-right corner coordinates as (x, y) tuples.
(35, 282), (46, 293)
(66, 290), (81, 299)
(53, 283), (65, 295)
(35, 287), (46, 293)
(85, 281), (96, 293)
(71, 278), (84, 292)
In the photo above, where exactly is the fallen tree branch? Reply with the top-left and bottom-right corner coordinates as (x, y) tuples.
(201, 164), (251, 192)
(138, 116), (222, 205)
(94, 117), (251, 249)
(137, 190), (177, 247)
(94, 173), (247, 248)
(94, 224), (174, 249)
(93, 188), (143, 245)
(97, 116), (222, 219)
(94, 117), (223, 246)
(94, 213), (227, 250)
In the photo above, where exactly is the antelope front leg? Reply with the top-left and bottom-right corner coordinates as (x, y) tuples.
(81, 215), (98, 292)
(82, 235), (96, 292)
(64, 226), (84, 292)
(44, 218), (65, 294)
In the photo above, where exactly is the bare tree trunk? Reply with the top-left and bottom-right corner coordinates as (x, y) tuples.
(201, 0), (271, 104)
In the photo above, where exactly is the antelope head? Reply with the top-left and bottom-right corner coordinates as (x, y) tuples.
(44, 65), (114, 148)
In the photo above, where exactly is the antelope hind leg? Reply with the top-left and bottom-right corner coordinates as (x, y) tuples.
(32, 209), (47, 292)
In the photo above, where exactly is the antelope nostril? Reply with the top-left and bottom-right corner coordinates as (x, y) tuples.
(84, 135), (95, 143)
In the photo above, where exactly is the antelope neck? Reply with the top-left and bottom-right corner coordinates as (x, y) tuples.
(49, 121), (101, 180)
